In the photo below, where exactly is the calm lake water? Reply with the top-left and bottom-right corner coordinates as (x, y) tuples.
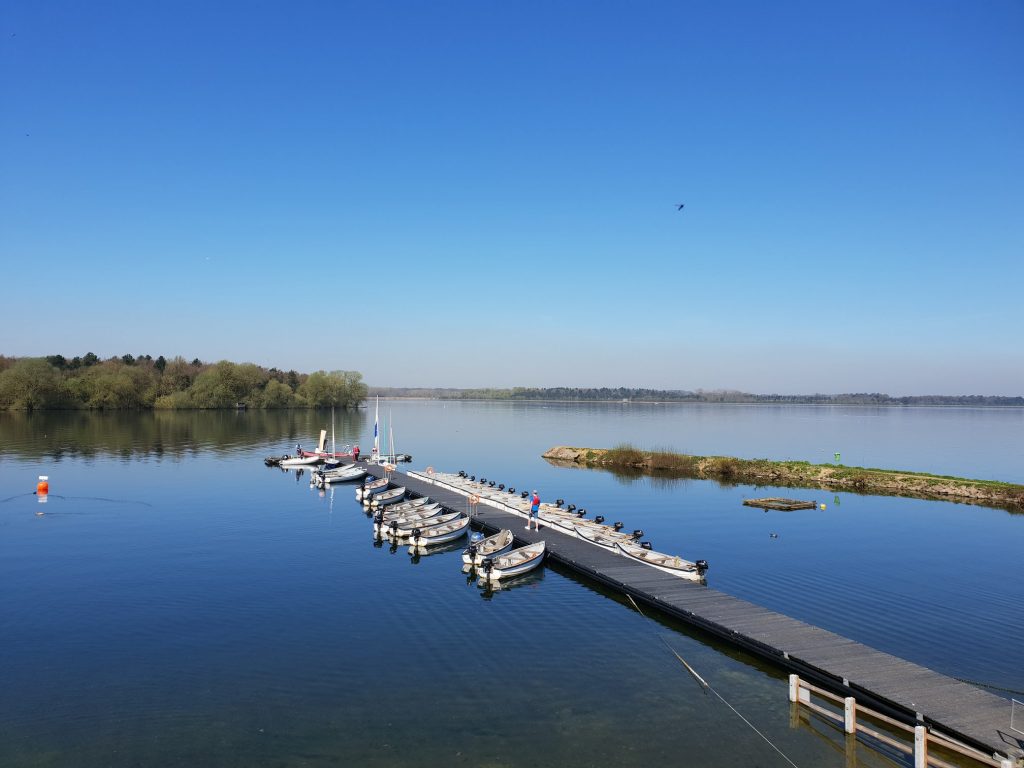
(1, 402), (1022, 768)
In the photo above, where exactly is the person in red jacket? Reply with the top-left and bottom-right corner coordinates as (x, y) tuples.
(527, 490), (541, 531)
(353, 444), (360, 462)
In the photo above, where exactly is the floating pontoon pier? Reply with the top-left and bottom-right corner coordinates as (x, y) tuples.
(743, 497), (818, 511)
(355, 463), (1023, 767)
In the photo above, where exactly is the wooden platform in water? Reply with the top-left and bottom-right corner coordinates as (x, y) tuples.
(356, 464), (1023, 765)
(743, 497), (818, 511)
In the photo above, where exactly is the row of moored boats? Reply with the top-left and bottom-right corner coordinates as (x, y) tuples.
(411, 470), (709, 581)
(355, 475), (546, 583)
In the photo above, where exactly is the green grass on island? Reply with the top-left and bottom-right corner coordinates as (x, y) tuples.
(542, 445), (1024, 512)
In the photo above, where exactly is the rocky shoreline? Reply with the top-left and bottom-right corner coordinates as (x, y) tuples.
(542, 446), (1024, 512)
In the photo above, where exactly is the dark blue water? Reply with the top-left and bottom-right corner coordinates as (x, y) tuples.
(1, 404), (1021, 767)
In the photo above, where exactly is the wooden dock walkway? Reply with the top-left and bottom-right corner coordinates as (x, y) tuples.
(359, 463), (1023, 766)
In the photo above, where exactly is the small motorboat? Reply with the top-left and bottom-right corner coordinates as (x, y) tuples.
(572, 524), (628, 551)
(368, 486), (406, 508)
(383, 511), (463, 539)
(381, 497), (435, 515)
(374, 505), (446, 532)
(478, 541), (545, 582)
(462, 529), (515, 567)
(314, 465), (367, 485)
(377, 501), (441, 523)
(355, 478), (389, 501)
(407, 515), (470, 548)
(615, 540), (708, 581)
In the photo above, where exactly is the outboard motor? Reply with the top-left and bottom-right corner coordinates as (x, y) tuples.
(696, 560), (709, 575)
(389, 520), (399, 537)
(481, 557), (494, 579)
(566, 504), (576, 513)
(373, 510), (384, 525)
(508, 487), (515, 494)
(466, 542), (478, 562)
(458, 470), (466, 478)
(497, 484), (504, 490)
(594, 515), (605, 524)
(640, 541), (653, 550)
(411, 528), (421, 546)
(632, 529), (644, 540)
(521, 491), (528, 499)
(488, 481), (495, 487)
(613, 521), (624, 531)
(555, 499), (564, 507)
(576, 508), (587, 518)
(470, 475), (475, 481)
(480, 477), (486, 484)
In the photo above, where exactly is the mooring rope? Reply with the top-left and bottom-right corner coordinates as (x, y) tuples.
(627, 593), (803, 768)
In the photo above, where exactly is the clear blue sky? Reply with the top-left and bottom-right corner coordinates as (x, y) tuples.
(2, 1), (1021, 394)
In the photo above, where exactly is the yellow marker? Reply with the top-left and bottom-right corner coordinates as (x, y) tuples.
(819, 503), (827, 510)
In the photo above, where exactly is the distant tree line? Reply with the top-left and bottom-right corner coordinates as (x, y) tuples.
(0, 354), (367, 411)
(367, 386), (1024, 406)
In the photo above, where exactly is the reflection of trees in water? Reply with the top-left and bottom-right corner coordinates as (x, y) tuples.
(0, 409), (367, 459)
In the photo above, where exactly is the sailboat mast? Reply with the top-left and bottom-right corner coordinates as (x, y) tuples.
(373, 396), (380, 457)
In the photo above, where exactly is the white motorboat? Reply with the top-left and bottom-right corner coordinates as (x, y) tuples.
(461, 529), (515, 567)
(356, 478), (389, 501)
(407, 515), (470, 548)
(383, 511), (464, 539)
(478, 541), (545, 582)
(615, 540), (708, 581)
(368, 486), (406, 508)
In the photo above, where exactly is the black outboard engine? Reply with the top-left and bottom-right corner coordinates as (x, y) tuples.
(640, 541), (653, 550)
(576, 508), (587, 518)
(470, 475), (475, 481)
(389, 520), (399, 536)
(481, 557), (494, 578)
(632, 529), (644, 540)
(508, 487), (515, 494)
(373, 510), (383, 525)
(466, 542), (478, 562)
(613, 522), (624, 531)
(566, 504), (576, 513)
(555, 499), (564, 507)
(696, 559), (709, 575)
(594, 515), (605, 524)
(488, 481), (495, 487)
(498, 484), (504, 490)
(459, 470), (466, 478)
(480, 477), (487, 484)
(521, 491), (528, 499)
(411, 528), (421, 546)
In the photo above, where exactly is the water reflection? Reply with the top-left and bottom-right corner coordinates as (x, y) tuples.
(477, 569), (546, 599)
(0, 408), (367, 460)
(407, 540), (465, 565)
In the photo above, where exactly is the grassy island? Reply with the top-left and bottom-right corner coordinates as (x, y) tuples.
(543, 445), (1024, 512)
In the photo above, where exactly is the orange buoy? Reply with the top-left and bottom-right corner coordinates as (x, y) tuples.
(37, 475), (49, 495)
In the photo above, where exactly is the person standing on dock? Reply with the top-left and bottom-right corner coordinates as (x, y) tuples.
(353, 444), (360, 462)
(527, 490), (541, 531)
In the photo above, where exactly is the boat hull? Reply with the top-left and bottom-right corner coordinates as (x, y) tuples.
(461, 529), (515, 566)
(615, 542), (705, 582)
(407, 516), (470, 547)
(480, 542), (546, 582)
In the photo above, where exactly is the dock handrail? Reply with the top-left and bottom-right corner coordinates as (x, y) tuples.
(790, 675), (1019, 768)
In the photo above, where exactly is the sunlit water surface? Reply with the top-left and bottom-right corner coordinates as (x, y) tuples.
(1, 403), (1022, 767)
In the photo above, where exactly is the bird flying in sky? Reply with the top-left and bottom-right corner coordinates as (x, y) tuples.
(675, 203), (685, 211)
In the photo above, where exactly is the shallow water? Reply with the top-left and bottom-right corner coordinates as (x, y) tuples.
(1, 404), (1021, 767)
